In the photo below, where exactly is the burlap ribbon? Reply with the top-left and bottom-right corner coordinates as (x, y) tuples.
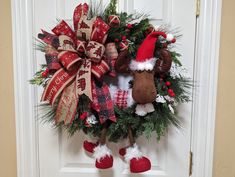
(40, 3), (115, 124)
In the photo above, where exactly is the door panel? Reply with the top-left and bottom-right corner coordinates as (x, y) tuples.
(35, 0), (196, 176)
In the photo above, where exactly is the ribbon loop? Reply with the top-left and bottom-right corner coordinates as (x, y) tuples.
(58, 35), (77, 52)
(76, 39), (87, 53)
(44, 46), (61, 71)
(73, 3), (89, 31)
(52, 20), (77, 43)
(91, 17), (110, 44)
(77, 17), (96, 41)
(86, 41), (105, 63)
(58, 51), (82, 71)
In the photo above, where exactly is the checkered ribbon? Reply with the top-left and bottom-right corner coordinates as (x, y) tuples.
(114, 89), (129, 109)
(91, 80), (116, 124)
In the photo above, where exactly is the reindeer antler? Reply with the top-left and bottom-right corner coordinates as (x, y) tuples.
(155, 49), (172, 74)
(114, 49), (131, 73)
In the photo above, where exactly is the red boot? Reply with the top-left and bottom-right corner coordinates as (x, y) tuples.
(130, 157), (151, 173)
(95, 155), (113, 169)
(93, 145), (113, 169)
(83, 140), (98, 153)
(124, 144), (151, 173)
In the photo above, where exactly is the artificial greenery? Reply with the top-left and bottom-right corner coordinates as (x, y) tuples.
(30, 64), (48, 86)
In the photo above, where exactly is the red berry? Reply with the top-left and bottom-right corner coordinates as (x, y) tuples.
(122, 36), (127, 41)
(171, 38), (176, 43)
(41, 71), (48, 78)
(168, 89), (174, 94)
(165, 81), (171, 86)
(169, 92), (176, 97)
(114, 38), (119, 42)
(45, 68), (49, 73)
(163, 43), (168, 48)
(127, 24), (133, 29)
(85, 120), (91, 127)
(80, 112), (88, 120)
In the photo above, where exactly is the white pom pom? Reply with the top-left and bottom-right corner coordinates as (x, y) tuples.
(144, 103), (155, 113)
(93, 145), (112, 162)
(135, 104), (147, 116)
(124, 144), (143, 162)
(166, 33), (174, 41)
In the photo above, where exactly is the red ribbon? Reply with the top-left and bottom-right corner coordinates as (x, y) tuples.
(41, 68), (77, 106)
(41, 3), (115, 125)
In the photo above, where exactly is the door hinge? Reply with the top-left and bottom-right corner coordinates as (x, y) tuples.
(189, 151), (193, 176)
(196, 0), (200, 17)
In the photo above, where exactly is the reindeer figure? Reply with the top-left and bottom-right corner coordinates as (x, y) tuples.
(83, 31), (175, 173)
(115, 31), (174, 173)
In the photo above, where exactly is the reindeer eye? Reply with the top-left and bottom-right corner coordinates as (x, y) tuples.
(147, 70), (153, 73)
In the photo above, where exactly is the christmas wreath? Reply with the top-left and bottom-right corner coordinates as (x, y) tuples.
(31, 0), (191, 173)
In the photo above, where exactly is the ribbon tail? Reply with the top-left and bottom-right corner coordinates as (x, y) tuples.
(91, 80), (116, 124)
(75, 59), (93, 101)
(41, 68), (77, 106)
(55, 81), (78, 124)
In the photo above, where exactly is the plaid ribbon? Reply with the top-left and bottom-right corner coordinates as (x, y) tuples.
(91, 79), (116, 124)
(114, 89), (129, 109)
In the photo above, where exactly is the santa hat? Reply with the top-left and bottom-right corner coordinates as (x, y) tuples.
(130, 31), (175, 71)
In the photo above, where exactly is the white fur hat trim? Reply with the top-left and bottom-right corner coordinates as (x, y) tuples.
(130, 58), (157, 71)
(93, 144), (112, 162)
(124, 144), (143, 162)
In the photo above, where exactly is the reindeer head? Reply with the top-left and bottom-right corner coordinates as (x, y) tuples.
(115, 31), (174, 104)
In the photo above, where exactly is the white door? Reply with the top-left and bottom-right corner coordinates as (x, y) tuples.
(35, 0), (197, 177)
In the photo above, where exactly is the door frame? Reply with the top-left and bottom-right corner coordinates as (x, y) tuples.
(11, 0), (222, 177)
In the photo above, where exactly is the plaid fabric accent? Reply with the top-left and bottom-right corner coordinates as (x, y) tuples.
(91, 80), (116, 124)
(45, 51), (61, 71)
(114, 89), (129, 109)
(38, 30), (59, 49)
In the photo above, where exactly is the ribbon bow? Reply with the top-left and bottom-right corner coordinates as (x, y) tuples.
(39, 3), (116, 124)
